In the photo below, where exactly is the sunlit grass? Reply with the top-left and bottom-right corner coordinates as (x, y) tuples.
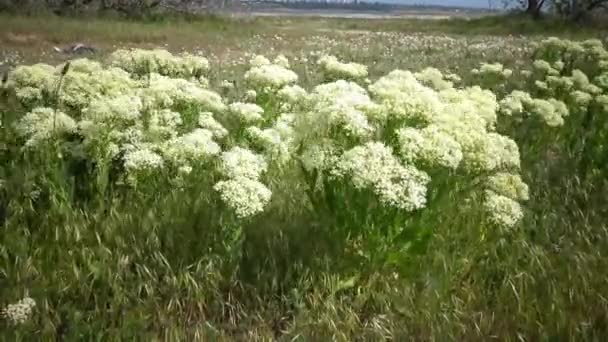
(1, 14), (607, 340)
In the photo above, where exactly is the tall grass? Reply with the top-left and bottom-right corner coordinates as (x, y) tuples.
(1, 28), (607, 341)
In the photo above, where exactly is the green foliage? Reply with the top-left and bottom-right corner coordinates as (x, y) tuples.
(0, 33), (607, 342)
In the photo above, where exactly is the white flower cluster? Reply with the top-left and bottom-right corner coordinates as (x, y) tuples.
(6, 49), (531, 229)
(414, 67), (454, 91)
(228, 102), (264, 123)
(246, 113), (295, 162)
(123, 147), (164, 172)
(472, 62), (513, 79)
(219, 147), (267, 180)
(277, 85), (309, 109)
(396, 125), (463, 170)
(148, 108), (183, 139)
(109, 48), (209, 78)
(288, 67), (526, 227)
(298, 80), (375, 139)
(483, 190), (524, 228)
(486, 172), (529, 201)
(369, 70), (444, 124)
(318, 55), (368, 80)
(500, 90), (569, 127)
(244, 58), (298, 91)
(60, 66), (136, 110)
(214, 147), (271, 218)
(6, 63), (57, 105)
(198, 111), (228, 138)
(7, 61), (136, 110)
(2, 297), (36, 325)
(213, 178), (272, 218)
(7, 54), (230, 185)
(141, 73), (224, 111)
(331, 142), (430, 211)
(162, 128), (221, 164)
(82, 95), (143, 126)
(16, 107), (77, 148)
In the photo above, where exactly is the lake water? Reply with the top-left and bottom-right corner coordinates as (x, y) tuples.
(371, 0), (504, 9)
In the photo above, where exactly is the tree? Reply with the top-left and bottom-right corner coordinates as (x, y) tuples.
(553, 0), (608, 20)
(525, 0), (547, 17)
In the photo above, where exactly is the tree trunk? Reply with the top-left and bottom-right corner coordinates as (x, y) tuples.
(526, 0), (544, 19)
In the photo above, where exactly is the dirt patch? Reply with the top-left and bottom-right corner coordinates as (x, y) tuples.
(4, 32), (39, 45)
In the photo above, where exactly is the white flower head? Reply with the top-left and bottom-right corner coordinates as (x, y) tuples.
(162, 128), (221, 163)
(228, 102), (264, 123)
(123, 148), (164, 172)
(397, 125), (463, 170)
(214, 177), (272, 218)
(484, 190), (524, 228)
(245, 64), (298, 90)
(332, 142), (430, 211)
(318, 55), (368, 80)
(16, 107), (77, 148)
(487, 172), (529, 201)
(198, 111), (228, 138)
(2, 297), (36, 325)
(220, 147), (267, 180)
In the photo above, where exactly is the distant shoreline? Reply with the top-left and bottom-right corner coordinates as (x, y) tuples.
(232, 5), (496, 19)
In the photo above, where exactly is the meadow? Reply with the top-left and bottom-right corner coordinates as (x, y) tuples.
(1, 14), (608, 340)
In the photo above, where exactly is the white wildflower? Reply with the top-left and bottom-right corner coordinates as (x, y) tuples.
(16, 107), (77, 148)
(123, 148), (164, 171)
(220, 147), (267, 180)
(318, 55), (368, 80)
(396, 125), (463, 170)
(228, 102), (264, 123)
(487, 172), (529, 201)
(2, 297), (36, 325)
(162, 129), (221, 162)
(274, 54), (290, 68)
(414, 67), (453, 90)
(214, 177), (272, 218)
(148, 109), (183, 138)
(245, 64), (298, 90)
(528, 99), (564, 127)
(332, 142), (430, 211)
(244, 89), (257, 101)
(198, 111), (228, 138)
(484, 190), (524, 228)
(249, 55), (271, 67)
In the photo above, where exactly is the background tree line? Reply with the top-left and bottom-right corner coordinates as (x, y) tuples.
(513, 0), (607, 20)
(0, 0), (237, 17)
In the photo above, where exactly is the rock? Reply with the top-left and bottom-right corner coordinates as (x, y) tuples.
(53, 44), (97, 55)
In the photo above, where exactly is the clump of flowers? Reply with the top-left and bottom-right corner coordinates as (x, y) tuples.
(198, 111), (228, 139)
(228, 102), (264, 123)
(213, 177), (272, 218)
(109, 48), (209, 78)
(16, 107), (77, 148)
(500, 90), (570, 127)
(414, 67), (454, 91)
(244, 59), (298, 91)
(331, 142), (430, 211)
(219, 147), (268, 180)
(6, 63), (57, 106)
(483, 190), (524, 228)
(318, 55), (368, 80)
(2, 297), (36, 325)
(291, 66), (526, 229)
(214, 147), (271, 218)
(162, 128), (221, 164)
(472, 62), (513, 91)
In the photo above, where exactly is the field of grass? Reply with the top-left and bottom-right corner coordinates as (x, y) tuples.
(1, 13), (608, 340)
